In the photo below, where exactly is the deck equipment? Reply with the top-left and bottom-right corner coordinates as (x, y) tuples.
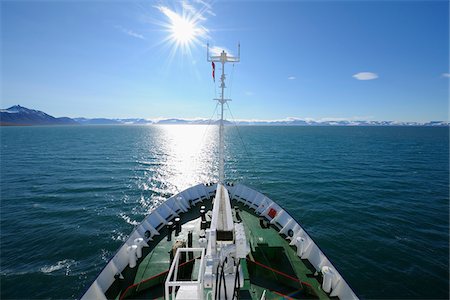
(80, 45), (358, 300)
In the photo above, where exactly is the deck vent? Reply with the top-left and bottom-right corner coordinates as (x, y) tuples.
(127, 245), (138, 268)
(134, 238), (145, 259)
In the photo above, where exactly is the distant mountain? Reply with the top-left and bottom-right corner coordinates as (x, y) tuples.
(156, 118), (190, 125)
(226, 119), (450, 126)
(119, 118), (153, 125)
(1, 105), (448, 126)
(0, 105), (78, 126)
(73, 118), (153, 125)
(73, 118), (122, 125)
(149, 118), (231, 125)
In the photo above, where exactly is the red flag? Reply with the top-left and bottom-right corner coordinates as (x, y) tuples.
(212, 61), (215, 82)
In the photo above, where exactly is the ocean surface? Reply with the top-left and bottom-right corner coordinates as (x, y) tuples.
(1, 125), (448, 299)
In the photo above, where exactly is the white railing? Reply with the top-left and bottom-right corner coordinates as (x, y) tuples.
(80, 183), (212, 300)
(228, 183), (359, 300)
(165, 248), (206, 300)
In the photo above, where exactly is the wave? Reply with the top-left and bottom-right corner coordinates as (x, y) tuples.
(111, 230), (128, 242)
(40, 259), (76, 275)
(119, 212), (139, 226)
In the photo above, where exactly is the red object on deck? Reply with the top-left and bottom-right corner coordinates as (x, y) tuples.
(268, 208), (277, 219)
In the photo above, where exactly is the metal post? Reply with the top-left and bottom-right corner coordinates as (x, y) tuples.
(207, 45), (240, 184)
(219, 54), (226, 183)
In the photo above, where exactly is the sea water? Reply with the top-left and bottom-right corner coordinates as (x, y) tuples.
(1, 125), (448, 299)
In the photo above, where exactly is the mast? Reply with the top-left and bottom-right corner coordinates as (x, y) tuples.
(207, 43), (240, 184)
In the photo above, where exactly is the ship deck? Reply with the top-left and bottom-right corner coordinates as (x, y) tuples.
(109, 198), (332, 300)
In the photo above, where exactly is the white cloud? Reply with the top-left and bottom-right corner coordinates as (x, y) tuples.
(155, 3), (210, 40)
(115, 25), (145, 40)
(181, 1), (197, 14)
(155, 6), (179, 23)
(191, 0), (215, 17)
(193, 0), (211, 8)
(441, 73), (450, 78)
(156, 1), (213, 24)
(287, 76), (296, 80)
(352, 72), (378, 80)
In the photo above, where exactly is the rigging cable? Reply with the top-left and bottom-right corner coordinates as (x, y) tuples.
(214, 73), (218, 99)
(225, 102), (250, 157)
(231, 258), (241, 300)
(223, 62), (260, 184)
(227, 63), (235, 100)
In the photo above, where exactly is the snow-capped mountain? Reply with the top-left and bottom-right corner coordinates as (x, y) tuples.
(0, 105), (78, 126)
(1, 105), (448, 126)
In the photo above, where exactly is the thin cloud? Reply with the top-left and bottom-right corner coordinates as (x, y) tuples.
(181, 1), (197, 14)
(288, 76), (296, 80)
(155, 6), (180, 23)
(353, 72), (378, 80)
(115, 25), (145, 40)
(194, 0), (212, 9)
(155, 3), (209, 39)
(245, 91), (254, 96)
(441, 73), (450, 78)
(193, 0), (215, 16)
(180, 1), (209, 21)
(162, 0), (214, 23)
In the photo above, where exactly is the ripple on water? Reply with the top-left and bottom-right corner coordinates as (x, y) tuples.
(0, 126), (448, 299)
(40, 259), (77, 275)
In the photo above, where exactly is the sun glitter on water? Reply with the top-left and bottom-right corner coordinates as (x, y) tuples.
(158, 125), (217, 192)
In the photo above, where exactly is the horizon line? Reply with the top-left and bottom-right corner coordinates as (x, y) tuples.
(2, 105), (448, 124)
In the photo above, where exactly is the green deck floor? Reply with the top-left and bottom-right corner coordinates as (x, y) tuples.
(235, 205), (331, 299)
(134, 237), (171, 284)
(116, 199), (332, 300)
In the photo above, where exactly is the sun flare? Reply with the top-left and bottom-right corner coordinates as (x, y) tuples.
(156, 4), (208, 57)
(170, 14), (196, 44)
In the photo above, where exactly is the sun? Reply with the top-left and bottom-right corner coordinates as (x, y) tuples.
(170, 14), (196, 45)
(156, 5), (208, 57)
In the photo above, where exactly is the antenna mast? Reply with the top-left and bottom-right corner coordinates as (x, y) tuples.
(207, 43), (240, 184)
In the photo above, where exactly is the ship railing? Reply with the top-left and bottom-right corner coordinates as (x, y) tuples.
(80, 183), (211, 300)
(165, 247), (206, 300)
(228, 183), (359, 300)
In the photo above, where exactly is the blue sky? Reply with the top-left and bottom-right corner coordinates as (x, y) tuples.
(1, 0), (449, 122)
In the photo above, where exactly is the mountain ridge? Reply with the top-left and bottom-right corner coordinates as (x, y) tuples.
(0, 105), (78, 126)
(1, 105), (448, 126)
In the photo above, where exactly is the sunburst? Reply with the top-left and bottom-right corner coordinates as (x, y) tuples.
(156, 5), (209, 58)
